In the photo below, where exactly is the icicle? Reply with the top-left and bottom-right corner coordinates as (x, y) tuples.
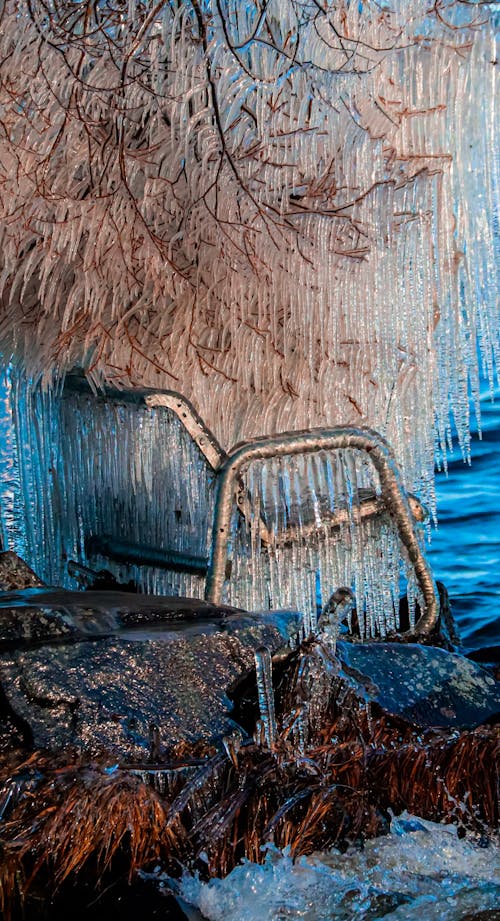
(318, 587), (355, 650)
(6, 373), (215, 593)
(222, 728), (243, 770)
(228, 449), (424, 640)
(0, 2), (496, 507)
(291, 705), (308, 758)
(254, 645), (277, 750)
(0, 2), (497, 641)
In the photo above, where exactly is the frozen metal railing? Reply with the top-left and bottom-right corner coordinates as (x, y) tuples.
(65, 374), (226, 471)
(204, 427), (439, 635)
(61, 378), (438, 634)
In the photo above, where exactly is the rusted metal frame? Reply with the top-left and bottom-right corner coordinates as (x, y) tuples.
(263, 493), (426, 548)
(63, 377), (271, 563)
(64, 374), (226, 471)
(62, 378), (437, 633)
(205, 427), (439, 636)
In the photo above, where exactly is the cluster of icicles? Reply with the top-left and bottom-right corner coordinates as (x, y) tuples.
(253, 640), (338, 756)
(2, 374), (424, 639)
(0, 1), (497, 514)
(229, 449), (423, 637)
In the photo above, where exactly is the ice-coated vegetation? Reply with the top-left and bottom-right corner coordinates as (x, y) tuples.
(0, 1), (497, 507)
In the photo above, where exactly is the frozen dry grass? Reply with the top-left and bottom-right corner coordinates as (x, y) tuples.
(0, 706), (497, 916)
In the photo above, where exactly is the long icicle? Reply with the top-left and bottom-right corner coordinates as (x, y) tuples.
(254, 646), (277, 750)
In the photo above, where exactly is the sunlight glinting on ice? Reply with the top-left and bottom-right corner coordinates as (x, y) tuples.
(0, 2), (497, 501)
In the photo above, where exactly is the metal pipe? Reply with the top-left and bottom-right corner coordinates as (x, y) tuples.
(63, 376), (271, 541)
(144, 392), (225, 471)
(205, 426), (439, 635)
(86, 535), (208, 575)
(266, 492), (426, 548)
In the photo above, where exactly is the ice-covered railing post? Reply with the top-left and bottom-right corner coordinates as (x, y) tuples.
(205, 426), (439, 636)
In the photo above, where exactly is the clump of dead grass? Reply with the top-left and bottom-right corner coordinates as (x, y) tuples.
(0, 669), (497, 917)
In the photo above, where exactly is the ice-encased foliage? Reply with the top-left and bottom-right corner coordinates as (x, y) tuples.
(0, 1), (498, 510)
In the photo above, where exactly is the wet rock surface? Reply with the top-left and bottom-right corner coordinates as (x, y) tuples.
(0, 562), (498, 921)
(0, 551), (45, 591)
(0, 588), (301, 759)
(337, 640), (500, 728)
(0, 556), (498, 764)
(0, 587), (249, 649)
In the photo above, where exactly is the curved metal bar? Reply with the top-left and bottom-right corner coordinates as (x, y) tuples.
(205, 426), (439, 635)
(143, 392), (225, 471)
(266, 492), (426, 548)
(64, 374), (226, 471)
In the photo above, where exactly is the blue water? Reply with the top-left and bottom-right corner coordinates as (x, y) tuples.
(428, 384), (500, 657)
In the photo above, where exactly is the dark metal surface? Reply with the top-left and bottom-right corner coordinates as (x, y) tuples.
(86, 535), (209, 575)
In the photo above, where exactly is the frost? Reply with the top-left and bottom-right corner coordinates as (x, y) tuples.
(0, 1), (497, 513)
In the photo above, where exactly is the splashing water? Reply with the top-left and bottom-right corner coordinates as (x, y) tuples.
(179, 816), (500, 921)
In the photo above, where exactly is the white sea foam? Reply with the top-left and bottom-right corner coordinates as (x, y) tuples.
(179, 815), (499, 920)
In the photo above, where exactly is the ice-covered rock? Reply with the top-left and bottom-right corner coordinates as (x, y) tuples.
(0, 586), (301, 758)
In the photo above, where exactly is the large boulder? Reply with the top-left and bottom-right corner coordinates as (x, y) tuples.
(337, 640), (500, 728)
(0, 587), (301, 759)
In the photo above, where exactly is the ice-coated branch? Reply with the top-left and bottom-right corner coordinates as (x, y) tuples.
(0, 0), (497, 508)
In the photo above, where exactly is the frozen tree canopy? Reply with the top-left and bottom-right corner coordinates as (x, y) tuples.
(0, 0), (498, 506)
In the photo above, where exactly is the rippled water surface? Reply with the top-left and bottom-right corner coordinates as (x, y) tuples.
(428, 385), (500, 658)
